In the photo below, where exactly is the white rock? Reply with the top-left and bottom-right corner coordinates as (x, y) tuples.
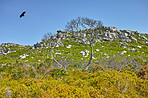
(122, 46), (127, 48)
(122, 50), (127, 54)
(3, 53), (7, 55)
(80, 51), (85, 57)
(96, 49), (100, 52)
(80, 50), (89, 57)
(131, 36), (137, 42)
(130, 48), (136, 52)
(20, 54), (29, 59)
(56, 44), (59, 47)
(121, 53), (123, 55)
(66, 45), (72, 48)
(142, 36), (148, 41)
(121, 51), (127, 55)
(85, 50), (89, 54)
(137, 46), (141, 48)
(104, 53), (107, 55)
(7, 51), (11, 53)
(55, 52), (61, 54)
(92, 56), (97, 59)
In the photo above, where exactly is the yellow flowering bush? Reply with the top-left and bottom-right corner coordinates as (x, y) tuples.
(0, 69), (147, 97)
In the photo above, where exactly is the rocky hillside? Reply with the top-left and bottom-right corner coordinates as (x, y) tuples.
(0, 26), (148, 97)
(0, 26), (148, 70)
(0, 26), (148, 69)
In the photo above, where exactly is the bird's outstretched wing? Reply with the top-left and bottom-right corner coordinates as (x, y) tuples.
(20, 11), (26, 18)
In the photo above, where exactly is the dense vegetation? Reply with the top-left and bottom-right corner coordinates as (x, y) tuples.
(0, 67), (148, 97)
(0, 18), (148, 97)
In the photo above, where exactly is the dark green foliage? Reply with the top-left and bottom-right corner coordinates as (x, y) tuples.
(51, 69), (67, 78)
(29, 72), (36, 78)
(0, 66), (6, 72)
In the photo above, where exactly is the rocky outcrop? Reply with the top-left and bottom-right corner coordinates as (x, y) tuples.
(43, 27), (147, 46)
(102, 26), (118, 32)
(2, 26), (145, 53)
(80, 50), (89, 57)
(0, 47), (16, 55)
(80, 38), (90, 44)
(142, 36), (148, 41)
(20, 54), (29, 59)
(0, 43), (17, 47)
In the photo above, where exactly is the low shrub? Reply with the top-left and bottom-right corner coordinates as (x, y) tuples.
(138, 65), (148, 80)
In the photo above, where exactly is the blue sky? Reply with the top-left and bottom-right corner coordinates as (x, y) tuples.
(0, 0), (148, 45)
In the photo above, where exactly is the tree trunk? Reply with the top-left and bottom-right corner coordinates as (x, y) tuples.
(85, 43), (93, 71)
(50, 38), (63, 69)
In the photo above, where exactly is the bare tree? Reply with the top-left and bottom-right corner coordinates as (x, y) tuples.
(43, 38), (64, 79)
(50, 38), (63, 69)
(42, 32), (52, 42)
(92, 54), (143, 72)
(65, 17), (103, 71)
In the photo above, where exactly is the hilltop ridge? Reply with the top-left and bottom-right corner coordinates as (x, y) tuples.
(0, 26), (148, 67)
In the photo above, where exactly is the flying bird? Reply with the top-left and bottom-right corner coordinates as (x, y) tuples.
(20, 11), (26, 18)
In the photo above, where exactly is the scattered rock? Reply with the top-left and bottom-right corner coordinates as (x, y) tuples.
(130, 36), (137, 42)
(80, 33), (86, 38)
(96, 49), (100, 52)
(122, 46), (127, 48)
(95, 39), (101, 43)
(119, 33), (128, 39)
(137, 46), (142, 48)
(81, 38), (90, 44)
(30, 46), (35, 50)
(38, 60), (41, 62)
(102, 26), (118, 32)
(56, 44), (59, 47)
(20, 54), (29, 59)
(130, 48), (136, 52)
(126, 30), (131, 35)
(0, 43), (17, 47)
(34, 44), (41, 49)
(142, 36), (148, 41)
(122, 39), (132, 42)
(80, 50), (89, 57)
(102, 37), (112, 41)
(55, 52), (61, 54)
(66, 45), (72, 48)
(104, 53), (107, 55)
(135, 31), (140, 35)
(92, 56), (97, 59)
(0, 47), (16, 55)
(106, 56), (109, 58)
(121, 50), (127, 54)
